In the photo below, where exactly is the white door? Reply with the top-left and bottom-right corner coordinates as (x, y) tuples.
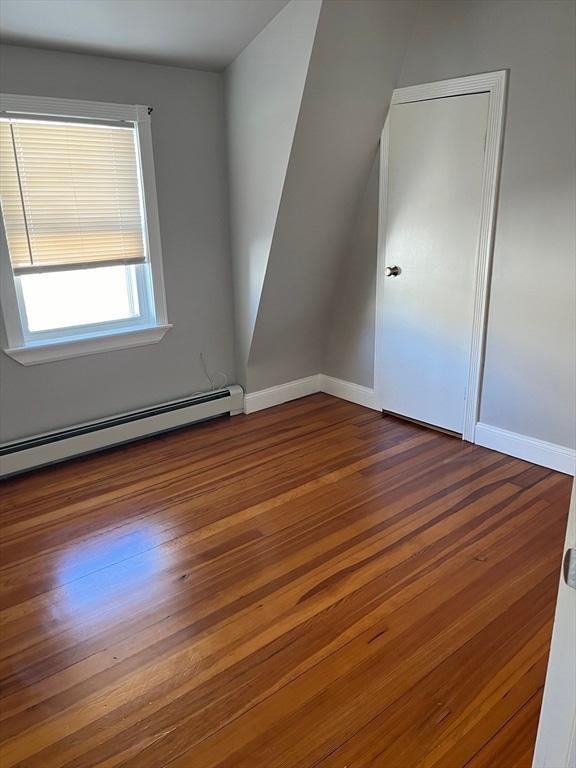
(533, 480), (576, 768)
(380, 92), (489, 433)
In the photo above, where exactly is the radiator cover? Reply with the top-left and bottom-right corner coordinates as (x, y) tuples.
(0, 384), (244, 477)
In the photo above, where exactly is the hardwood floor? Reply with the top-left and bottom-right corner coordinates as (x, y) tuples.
(0, 394), (571, 768)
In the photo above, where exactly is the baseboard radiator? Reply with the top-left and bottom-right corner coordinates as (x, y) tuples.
(0, 384), (244, 478)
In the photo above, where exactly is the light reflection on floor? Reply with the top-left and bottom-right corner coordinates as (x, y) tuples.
(54, 528), (163, 626)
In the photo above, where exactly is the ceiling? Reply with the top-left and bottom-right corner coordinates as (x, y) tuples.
(0, 0), (291, 72)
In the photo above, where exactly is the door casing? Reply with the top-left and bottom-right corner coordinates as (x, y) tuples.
(374, 70), (508, 442)
(532, 480), (576, 767)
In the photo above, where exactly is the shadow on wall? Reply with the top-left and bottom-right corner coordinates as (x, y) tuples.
(323, 147), (380, 389)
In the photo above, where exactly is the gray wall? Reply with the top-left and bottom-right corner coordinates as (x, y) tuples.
(323, 148), (379, 388)
(401, 0), (576, 449)
(225, 0), (321, 390)
(3, 0), (573, 453)
(327, 0), (575, 450)
(0, 45), (235, 442)
(247, 0), (419, 391)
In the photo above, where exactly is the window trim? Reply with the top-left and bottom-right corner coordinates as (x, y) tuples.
(0, 94), (171, 365)
(15, 265), (152, 342)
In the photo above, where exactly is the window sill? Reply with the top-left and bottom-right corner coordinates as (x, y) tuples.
(4, 324), (172, 366)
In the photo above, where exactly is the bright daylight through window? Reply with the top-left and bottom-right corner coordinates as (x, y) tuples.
(0, 95), (170, 365)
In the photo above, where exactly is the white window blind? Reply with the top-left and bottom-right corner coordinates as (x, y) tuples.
(0, 117), (146, 274)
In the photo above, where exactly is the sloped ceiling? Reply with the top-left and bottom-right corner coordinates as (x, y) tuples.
(225, 0), (323, 389)
(240, 0), (420, 391)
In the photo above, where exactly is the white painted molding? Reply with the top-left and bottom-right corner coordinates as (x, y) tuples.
(475, 423), (576, 476)
(533, 484), (576, 768)
(0, 93), (169, 365)
(374, 122), (389, 424)
(375, 70), (508, 442)
(4, 324), (172, 366)
(460, 71), (508, 442)
(243, 374), (381, 414)
(136, 119), (169, 325)
(243, 375), (321, 414)
(391, 71), (508, 106)
(0, 221), (24, 350)
(319, 375), (378, 410)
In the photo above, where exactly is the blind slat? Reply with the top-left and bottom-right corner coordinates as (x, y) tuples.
(0, 118), (146, 272)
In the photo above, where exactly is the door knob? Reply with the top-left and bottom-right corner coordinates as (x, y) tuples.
(563, 548), (576, 589)
(385, 265), (400, 277)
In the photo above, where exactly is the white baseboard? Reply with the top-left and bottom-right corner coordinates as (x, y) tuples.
(243, 375), (321, 414)
(319, 375), (378, 410)
(244, 374), (379, 414)
(475, 423), (575, 476)
(244, 382), (575, 476)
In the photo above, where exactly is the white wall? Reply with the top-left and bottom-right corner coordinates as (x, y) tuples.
(0, 45), (236, 443)
(225, 0), (321, 390)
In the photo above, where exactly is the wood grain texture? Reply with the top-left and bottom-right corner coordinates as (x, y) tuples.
(0, 394), (571, 768)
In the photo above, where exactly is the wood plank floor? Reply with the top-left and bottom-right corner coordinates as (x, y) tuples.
(0, 394), (571, 768)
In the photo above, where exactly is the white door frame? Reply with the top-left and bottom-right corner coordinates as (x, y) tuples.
(374, 71), (508, 442)
(532, 480), (576, 768)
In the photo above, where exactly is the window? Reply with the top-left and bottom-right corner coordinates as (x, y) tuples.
(0, 94), (171, 365)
